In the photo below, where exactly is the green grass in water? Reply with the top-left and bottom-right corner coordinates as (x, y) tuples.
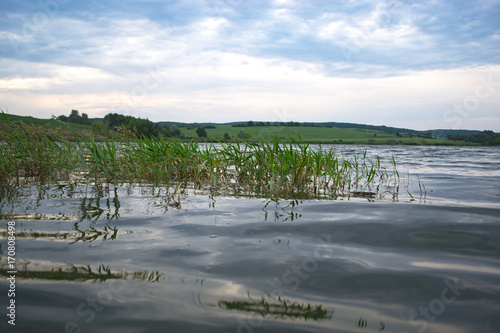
(1, 117), (403, 200)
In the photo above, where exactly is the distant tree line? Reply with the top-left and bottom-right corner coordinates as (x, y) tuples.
(57, 109), (91, 125)
(102, 113), (162, 137)
(232, 121), (301, 128)
(448, 130), (500, 145)
(57, 110), (182, 139)
(428, 129), (480, 139)
(231, 121), (422, 135)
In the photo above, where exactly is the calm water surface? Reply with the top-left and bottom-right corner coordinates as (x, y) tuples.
(1, 145), (499, 333)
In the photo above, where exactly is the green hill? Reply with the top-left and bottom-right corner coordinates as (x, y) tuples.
(179, 124), (465, 145)
(2, 113), (92, 131)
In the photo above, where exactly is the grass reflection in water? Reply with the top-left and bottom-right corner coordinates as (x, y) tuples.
(0, 263), (166, 283)
(0, 225), (124, 244)
(218, 293), (385, 330)
(219, 294), (333, 321)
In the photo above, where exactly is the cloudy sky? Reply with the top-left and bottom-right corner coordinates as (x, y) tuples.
(1, 0), (499, 130)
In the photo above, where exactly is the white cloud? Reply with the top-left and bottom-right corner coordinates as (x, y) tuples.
(317, 4), (433, 54)
(0, 61), (117, 92)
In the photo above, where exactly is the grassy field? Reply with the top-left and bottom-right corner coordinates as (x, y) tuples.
(181, 124), (470, 145)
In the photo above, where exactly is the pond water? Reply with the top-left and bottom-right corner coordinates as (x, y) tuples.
(1, 145), (499, 333)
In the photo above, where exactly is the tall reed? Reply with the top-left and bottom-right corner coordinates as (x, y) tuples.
(0, 114), (76, 186)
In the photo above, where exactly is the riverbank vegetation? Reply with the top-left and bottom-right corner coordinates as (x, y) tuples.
(0, 115), (404, 201)
(4, 111), (496, 145)
(448, 130), (500, 145)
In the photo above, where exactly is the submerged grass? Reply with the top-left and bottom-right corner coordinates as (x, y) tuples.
(1, 116), (404, 200)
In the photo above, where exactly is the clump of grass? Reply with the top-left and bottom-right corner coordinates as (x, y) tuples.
(0, 117), (404, 200)
(0, 113), (76, 186)
(215, 134), (399, 199)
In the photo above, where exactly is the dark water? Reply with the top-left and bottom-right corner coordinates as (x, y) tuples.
(1, 145), (499, 333)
